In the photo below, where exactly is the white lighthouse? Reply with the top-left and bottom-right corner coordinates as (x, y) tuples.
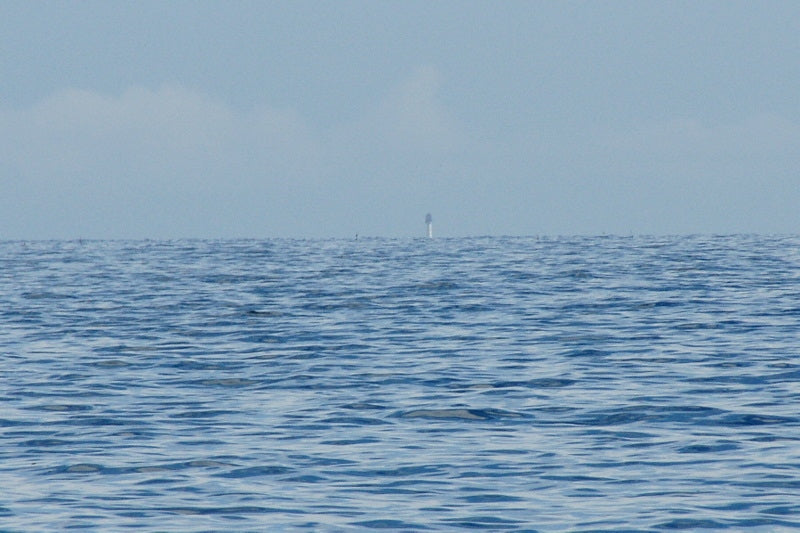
(425, 213), (433, 238)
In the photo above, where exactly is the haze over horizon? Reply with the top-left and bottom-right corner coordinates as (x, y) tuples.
(2, 1), (799, 239)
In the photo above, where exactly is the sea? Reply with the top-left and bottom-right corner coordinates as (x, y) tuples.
(1, 235), (799, 532)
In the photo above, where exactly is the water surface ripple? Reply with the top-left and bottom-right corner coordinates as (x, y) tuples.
(2, 236), (800, 531)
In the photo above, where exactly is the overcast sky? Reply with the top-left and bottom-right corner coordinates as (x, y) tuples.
(2, 1), (799, 238)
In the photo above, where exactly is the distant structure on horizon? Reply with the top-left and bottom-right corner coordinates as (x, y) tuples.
(425, 213), (433, 238)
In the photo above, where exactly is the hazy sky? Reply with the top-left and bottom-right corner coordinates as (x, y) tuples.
(2, 1), (799, 238)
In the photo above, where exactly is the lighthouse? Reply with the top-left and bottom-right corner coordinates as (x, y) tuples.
(425, 213), (433, 238)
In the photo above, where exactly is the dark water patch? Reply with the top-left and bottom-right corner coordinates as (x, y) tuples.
(677, 441), (740, 454)
(244, 308), (283, 317)
(747, 434), (800, 443)
(169, 410), (241, 419)
(24, 403), (93, 412)
(576, 405), (727, 426)
(62, 416), (131, 427)
(51, 463), (105, 474)
(20, 438), (73, 448)
(734, 479), (800, 489)
(460, 493), (525, 503)
(730, 518), (800, 528)
(440, 515), (525, 529)
(657, 518), (727, 529)
(571, 529), (652, 533)
(321, 437), (381, 445)
(282, 474), (328, 483)
(483, 377), (576, 389)
(215, 465), (294, 478)
(564, 348), (610, 358)
(761, 505), (800, 515)
(340, 402), (387, 410)
(296, 456), (359, 467)
(0, 418), (42, 428)
(715, 413), (797, 427)
(352, 518), (433, 529)
(189, 378), (260, 388)
(321, 416), (392, 426)
(342, 465), (442, 478)
(396, 408), (528, 421)
(159, 505), (301, 516)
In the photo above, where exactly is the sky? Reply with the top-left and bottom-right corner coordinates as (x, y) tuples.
(1, 1), (799, 239)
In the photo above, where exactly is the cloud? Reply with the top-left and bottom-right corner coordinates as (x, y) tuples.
(570, 113), (800, 232)
(296, 66), (468, 235)
(9, 70), (794, 238)
(5, 85), (316, 182)
(330, 65), (463, 159)
(376, 65), (462, 154)
(0, 85), (320, 237)
(604, 113), (800, 167)
(0, 70), (466, 238)
(601, 113), (800, 210)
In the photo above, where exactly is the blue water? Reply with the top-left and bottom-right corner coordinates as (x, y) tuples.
(2, 235), (800, 531)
